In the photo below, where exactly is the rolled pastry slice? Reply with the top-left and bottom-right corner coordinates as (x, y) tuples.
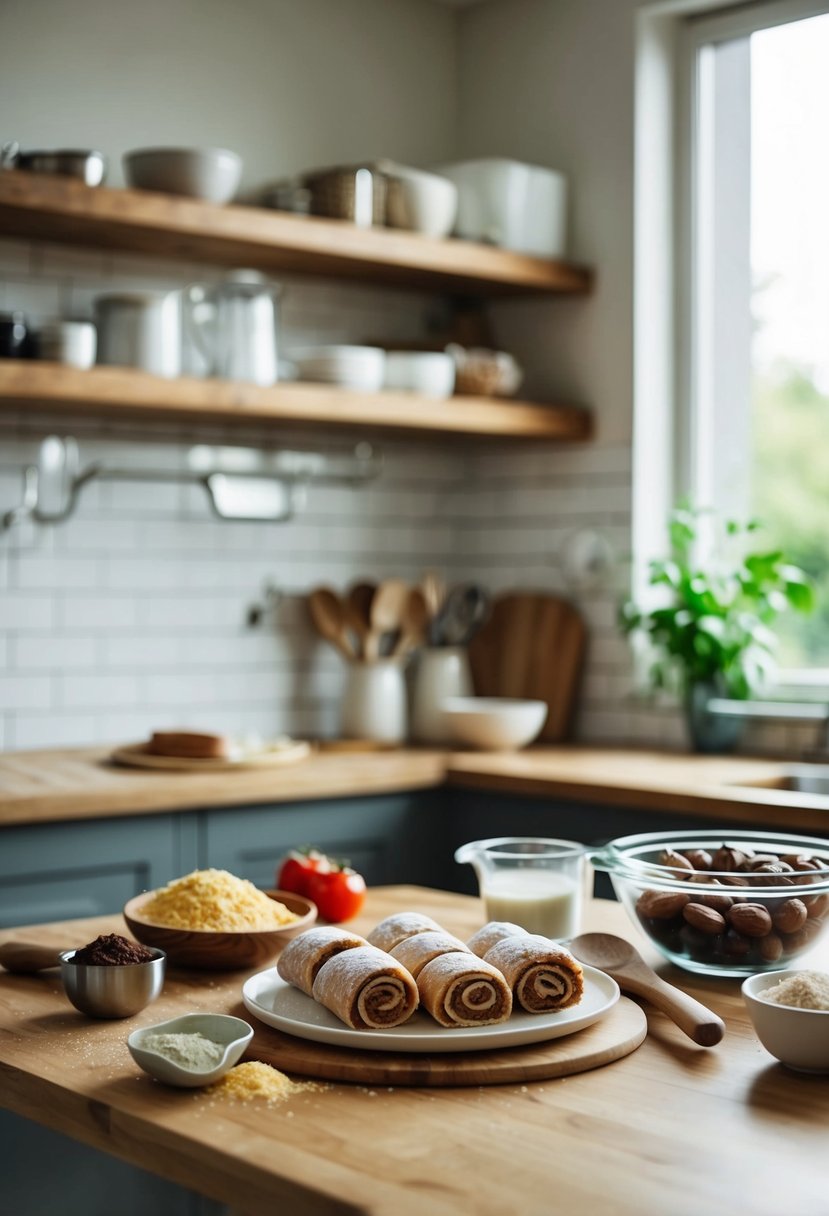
(277, 926), (368, 997)
(311, 944), (419, 1030)
(367, 912), (444, 953)
(417, 952), (512, 1028)
(484, 934), (584, 1013)
(391, 930), (473, 979)
(466, 921), (527, 959)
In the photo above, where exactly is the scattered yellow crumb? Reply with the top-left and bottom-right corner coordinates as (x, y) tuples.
(138, 869), (299, 931)
(208, 1061), (324, 1105)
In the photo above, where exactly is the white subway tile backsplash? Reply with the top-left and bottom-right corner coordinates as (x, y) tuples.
(0, 238), (688, 753)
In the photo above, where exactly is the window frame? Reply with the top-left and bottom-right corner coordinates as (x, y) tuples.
(634, 0), (829, 689)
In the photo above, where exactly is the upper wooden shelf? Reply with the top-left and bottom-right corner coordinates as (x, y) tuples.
(0, 171), (594, 298)
(0, 362), (592, 442)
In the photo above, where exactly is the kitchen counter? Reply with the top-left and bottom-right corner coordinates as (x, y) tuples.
(0, 743), (825, 830)
(1, 885), (827, 1216)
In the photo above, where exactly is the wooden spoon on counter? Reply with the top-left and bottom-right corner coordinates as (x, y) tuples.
(308, 587), (358, 660)
(569, 932), (726, 1047)
(0, 941), (63, 972)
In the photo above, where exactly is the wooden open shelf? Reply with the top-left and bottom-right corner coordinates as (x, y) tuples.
(0, 362), (592, 441)
(0, 171), (594, 298)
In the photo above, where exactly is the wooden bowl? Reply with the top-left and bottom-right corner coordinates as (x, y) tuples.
(122, 889), (316, 970)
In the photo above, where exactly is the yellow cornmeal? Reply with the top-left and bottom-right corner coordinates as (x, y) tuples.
(208, 1061), (323, 1105)
(139, 869), (299, 931)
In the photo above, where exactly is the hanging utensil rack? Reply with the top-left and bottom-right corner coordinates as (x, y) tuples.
(1, 435), (382, 530)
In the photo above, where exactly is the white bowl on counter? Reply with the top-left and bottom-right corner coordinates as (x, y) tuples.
(290, 345), (386, 391)
(383, 351), (455, 398)
(123, 147), (243, 204)
(442, 697), (548, 750)
(435, 158), (567, 258)
(742, 971), (829, 1073)
(378, 160), (458, 238)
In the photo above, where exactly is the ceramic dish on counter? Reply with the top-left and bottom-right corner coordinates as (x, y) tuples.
(742, 970), (829, 1073)
(242, 963), (618, 1053)
(123, 889), (317, 969)
(128, 1012), (254, 1087)
(442, 697), (548, 750)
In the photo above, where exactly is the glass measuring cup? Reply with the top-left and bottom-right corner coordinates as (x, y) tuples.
(455, 836), (588, 940)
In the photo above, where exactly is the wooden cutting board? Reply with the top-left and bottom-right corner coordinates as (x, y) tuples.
(230, 996), (646, 1087)
(110, 740), (312, 771)
(468, 593), (586, 741)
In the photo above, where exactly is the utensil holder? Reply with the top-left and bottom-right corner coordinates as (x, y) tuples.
(340, 660), (407, 743)
(410, 646), (473, 744)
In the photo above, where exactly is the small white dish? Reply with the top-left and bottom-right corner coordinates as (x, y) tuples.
(123, 147), (242, 205)
(290, 345), (386, 391)
(442, 697), (548, 750)
(742, 971), (829, 1073)
(127, 1012), (253, 1087)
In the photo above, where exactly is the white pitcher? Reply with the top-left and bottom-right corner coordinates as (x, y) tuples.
(184, 270), (280, 386)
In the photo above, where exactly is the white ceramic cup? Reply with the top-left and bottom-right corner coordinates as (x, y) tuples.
(94, 292), (181, 377)
(37, 320), (97, 369)
(410, 646), (473, 744)
(341, 661), (407, 744)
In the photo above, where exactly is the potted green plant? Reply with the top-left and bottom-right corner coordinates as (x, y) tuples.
(619, 502), (815, 752)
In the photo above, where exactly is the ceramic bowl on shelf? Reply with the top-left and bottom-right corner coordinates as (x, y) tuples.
(383, 351), (455, 398)
(378, 160), (458, 238)
(442, 697), (548, 750)
(592, 828), (829, 978)
(123, 147), (243, 204)
(59, 946), (166, 1018)
(123, 889), (317, 970)
(128, 1012), (254, 1087)
(742, 970), (829, 1072)
(290, 345), (386, 392)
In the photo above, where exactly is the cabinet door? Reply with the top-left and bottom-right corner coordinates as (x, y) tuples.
(0, 814), (195, 928)
(202, 793), (438, 888)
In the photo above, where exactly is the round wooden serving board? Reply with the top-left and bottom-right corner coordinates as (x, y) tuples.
(110, 740), (311, 771)
(235, 996), (647, 1087)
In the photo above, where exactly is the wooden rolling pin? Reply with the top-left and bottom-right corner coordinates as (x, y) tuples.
(0, 942), (63, 973)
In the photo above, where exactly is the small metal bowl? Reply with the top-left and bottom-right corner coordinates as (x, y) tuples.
(59, 947), (166, 1018)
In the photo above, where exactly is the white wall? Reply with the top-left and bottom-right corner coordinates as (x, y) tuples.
(0, 0), (800, 755)
(0, 0), (458, 189)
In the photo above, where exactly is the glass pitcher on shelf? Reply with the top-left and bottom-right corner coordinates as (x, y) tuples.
(184, 269), (281, 386)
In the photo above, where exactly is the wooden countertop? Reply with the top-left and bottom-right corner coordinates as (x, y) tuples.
(0, 743), (826, 830)
(1, 886), (827, 1215)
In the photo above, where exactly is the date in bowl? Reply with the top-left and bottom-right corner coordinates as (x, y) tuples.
(591, 829), (829, 978)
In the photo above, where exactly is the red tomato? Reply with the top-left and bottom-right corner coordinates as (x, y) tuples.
(276, 848), (331, 897)
(306, 865), (367, 923)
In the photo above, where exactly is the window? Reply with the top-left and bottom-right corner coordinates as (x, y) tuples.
(679, 0), (829, 683)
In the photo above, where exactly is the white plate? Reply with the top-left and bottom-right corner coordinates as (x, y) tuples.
(242, 964), (618, 1054)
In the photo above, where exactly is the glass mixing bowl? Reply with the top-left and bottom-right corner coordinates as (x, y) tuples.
(592, 828), (829, 978)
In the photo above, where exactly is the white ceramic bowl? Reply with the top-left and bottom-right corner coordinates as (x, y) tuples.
(383, 351), (455, 398)
(379, 161), (458, 238)
(742, 970), (829, 1073)
(123, 147), (243, 204)
(435, 158), (567, 257)
(290, 345), (386, 391)
(442, 697), (548, 751)
(128, 1012), (254, 1087)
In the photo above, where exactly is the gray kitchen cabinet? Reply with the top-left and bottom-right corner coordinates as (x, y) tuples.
(0, 813), (197, 928)
(202, 792), (443, 889)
